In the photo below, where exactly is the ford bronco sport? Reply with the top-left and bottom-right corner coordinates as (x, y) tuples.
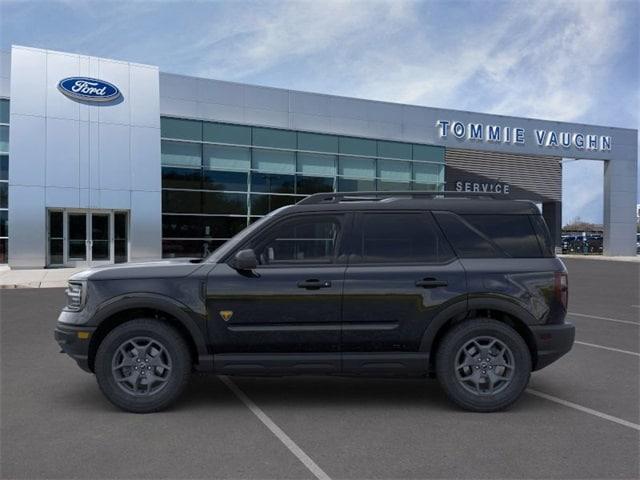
(55, 191), (574, 413)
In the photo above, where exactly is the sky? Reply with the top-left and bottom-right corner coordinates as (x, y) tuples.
(1, 0), (638, 224)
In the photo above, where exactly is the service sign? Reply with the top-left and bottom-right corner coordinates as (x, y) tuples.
(58, 77), (121, 102)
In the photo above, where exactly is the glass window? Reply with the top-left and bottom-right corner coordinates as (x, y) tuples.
(530, 215), (555, 257)
(251, 172), (295, 194)
(378, 160), (411, 182)
(0, 182), (6, 208)
(377, 181), (411, 191)
(0, 238), (7, 263)
(114, 212), (128, 263)
(202, 170), (248, 192)
(0, 125), (8, 153)
(161, 141), (201, 167)
(338, 178), (376, 191)
(296, 176), (334, 194)
(162, 239), (225, 258)
(163, 215), (246, 239)
(161, 117), (202, 141)
(413, 163), (442, 185)
(250, 194), (298, 215)
(298, 132), (338, 153)
(0, 210), (7, 237)
(0, 99), (9, 124)
(202, 192), (247, 215)
(338, 156), (375, 179)
(203, 122), (251, 145)
(297, 153), (336, 177)
(162, 167), (202, 190)
(0, 155), (7, 181)
(251, 216), (341, 265)
(434, 212), (499, 258)
(252, 127), (296, 149)
(378, 141), (411, 160)
(358, 213), (454, 264)
(252, 149), (295, 174)
(204, 145), (250, 171)
(162, 190), (202, 214)
(462, 214), (543, 258)
(413, 144), (445, 163)
(339, 137), (376, 157)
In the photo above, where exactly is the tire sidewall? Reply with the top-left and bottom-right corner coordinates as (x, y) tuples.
(95, 320), (191, 413)
(436, 319), (531, 412)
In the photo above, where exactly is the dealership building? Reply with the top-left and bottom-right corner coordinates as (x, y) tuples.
(0, 45), (637, 268)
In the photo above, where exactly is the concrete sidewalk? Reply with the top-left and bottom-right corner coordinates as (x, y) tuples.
(0, 267), (86, 289)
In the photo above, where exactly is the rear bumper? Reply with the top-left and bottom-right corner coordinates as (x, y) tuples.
(530, 322), (575, 371)
(54, 323), (96, 373)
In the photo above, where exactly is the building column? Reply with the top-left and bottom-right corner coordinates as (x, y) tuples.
(542, 201), (562, 250)
(603, 151), (638, 256)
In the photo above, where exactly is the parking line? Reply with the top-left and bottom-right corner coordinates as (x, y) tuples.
(219, 375), (331, 480)
(569, 312), (639, 326)
(574, 340), (639, 357)
(526, 389), (640, 432)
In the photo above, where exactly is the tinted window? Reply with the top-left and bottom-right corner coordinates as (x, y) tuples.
(162, 167), (201, 189)
(530, 215), (555, 257)
(433, 212), (499, 258)
(462, 214), (543, 258)
(252, 216), (341, 265)
(357, 213), (454, 263)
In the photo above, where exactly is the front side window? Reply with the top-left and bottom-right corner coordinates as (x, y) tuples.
(250, 216), (342, 266)
(356, 212), (454, 264)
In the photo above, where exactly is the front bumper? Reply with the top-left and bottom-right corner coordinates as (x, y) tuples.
(54, 323), (96, 373)
(530, 322), (575, 371)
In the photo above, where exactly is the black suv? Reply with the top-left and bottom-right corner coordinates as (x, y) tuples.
(55, 192), (574, 413)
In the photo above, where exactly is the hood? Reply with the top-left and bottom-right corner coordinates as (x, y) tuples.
(69, 258), (205, 281)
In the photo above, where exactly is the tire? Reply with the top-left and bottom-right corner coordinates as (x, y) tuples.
(435, 319), (531, 412)
(95, 319), (191, 413)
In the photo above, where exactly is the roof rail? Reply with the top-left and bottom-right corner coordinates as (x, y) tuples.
(296, 190), (498, 206)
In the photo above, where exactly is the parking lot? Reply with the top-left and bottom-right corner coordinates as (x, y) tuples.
(1, 257), (638, 479)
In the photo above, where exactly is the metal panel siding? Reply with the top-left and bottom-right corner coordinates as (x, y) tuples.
(445, 148), (561, 202)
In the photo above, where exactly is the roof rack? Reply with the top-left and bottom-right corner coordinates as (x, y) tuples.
(296, 190), (498, 206)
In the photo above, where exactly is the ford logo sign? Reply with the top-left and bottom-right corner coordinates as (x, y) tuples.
(57, 77), (121, 102)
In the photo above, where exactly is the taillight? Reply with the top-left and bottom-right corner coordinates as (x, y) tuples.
(555, 272), (568, 310)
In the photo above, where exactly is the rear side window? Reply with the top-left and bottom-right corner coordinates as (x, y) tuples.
(462, 214), (543, 258)
(530, 215), (555, 257)
(356, 212), (454, 264)
(433, 212), (499, 258)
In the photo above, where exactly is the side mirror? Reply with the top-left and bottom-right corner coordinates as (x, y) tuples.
(232, 249), (258, 271)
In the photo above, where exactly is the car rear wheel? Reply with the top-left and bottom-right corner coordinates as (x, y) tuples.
(436, 319), (531, 412)
(95, 319), (191, 413)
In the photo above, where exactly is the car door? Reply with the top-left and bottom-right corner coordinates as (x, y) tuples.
(206, 212), (349, 372)
(341, 211), (467, 373)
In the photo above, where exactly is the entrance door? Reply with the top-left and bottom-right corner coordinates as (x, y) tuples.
(47, 210), (129, 267)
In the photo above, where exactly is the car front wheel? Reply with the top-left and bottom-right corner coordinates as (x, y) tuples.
(95, 319), (191, 413)
(436, 319), (531, 412)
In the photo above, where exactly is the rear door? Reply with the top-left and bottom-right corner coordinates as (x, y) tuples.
(341, 211), (466, 373)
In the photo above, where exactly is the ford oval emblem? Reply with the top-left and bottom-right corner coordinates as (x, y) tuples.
(57, 77), (121, 102)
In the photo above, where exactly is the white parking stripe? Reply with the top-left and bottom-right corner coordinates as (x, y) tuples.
(526, 389), (640, 431)
(574, 340), (639, 357)
(219, 375), (331, 480)
(569, 312), (639, 326)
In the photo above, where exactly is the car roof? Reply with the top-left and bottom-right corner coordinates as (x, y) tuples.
(279, 192), (541, 216)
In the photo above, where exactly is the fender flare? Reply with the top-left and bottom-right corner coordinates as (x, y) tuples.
(419, 295), (537, 353)
(90, 293), (210, 363)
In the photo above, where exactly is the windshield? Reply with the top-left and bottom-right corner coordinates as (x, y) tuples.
(204, 207), (290, 263)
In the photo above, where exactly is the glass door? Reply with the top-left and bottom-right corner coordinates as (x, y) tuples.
(67, 213), (88, 264)
(90, 213), (111, 265)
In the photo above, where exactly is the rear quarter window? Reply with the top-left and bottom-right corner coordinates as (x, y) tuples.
(435, 212), (550, 258)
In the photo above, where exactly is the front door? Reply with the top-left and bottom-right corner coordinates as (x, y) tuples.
(206, 213), (348, 372)
(341, 211), (467, 373)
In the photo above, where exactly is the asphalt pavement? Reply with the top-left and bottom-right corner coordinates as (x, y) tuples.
(1, 257), (638, 479)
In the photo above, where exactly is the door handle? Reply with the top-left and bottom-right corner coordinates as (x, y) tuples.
(415, 278), (448, 288)
(297, 279), (332, 290)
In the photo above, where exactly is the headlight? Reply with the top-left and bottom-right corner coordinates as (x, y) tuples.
(65, 281), (86, 311)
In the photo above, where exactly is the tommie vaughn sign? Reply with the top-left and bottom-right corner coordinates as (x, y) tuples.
(58, 77), (121, 102)
(436, 120), (612, 152)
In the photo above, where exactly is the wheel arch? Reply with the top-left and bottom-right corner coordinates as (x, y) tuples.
(87, 295), (210, 373)
(421, 296), (539, 371)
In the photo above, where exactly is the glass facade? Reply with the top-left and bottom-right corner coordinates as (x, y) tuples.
(160, 117), (446, 258)
(0, 99), (8, 263)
